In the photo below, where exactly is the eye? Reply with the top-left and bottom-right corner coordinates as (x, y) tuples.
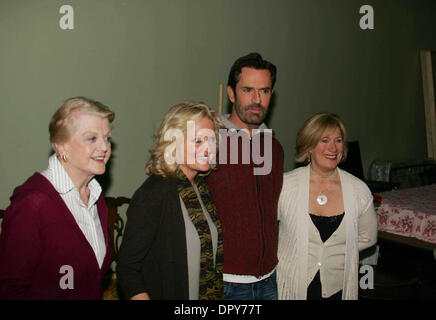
(194, 136), (203, 144)
(261, 88), (271, 94)
(321, 138), (329, 143)
(105, 136), (112, 143)
(88, 136), (97, 142)
(335, 138), (343, 143)
(242, 87), (252, 93)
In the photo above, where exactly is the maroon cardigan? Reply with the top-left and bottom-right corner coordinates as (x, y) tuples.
(0, 173), (112, 300)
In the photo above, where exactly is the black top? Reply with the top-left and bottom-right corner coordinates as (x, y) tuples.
(309, 213), (345, 242)
(116, 175), (190, 300)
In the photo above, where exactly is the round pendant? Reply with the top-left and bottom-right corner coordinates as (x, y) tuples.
(317, 194), (328, 205)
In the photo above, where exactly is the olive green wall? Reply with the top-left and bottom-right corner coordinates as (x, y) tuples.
(1, 0), (435, 208)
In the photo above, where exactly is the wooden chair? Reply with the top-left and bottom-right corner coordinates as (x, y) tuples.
(105, 196), (130, 260)
(0, 209), (4, 235)
(102, 196), (130, 300)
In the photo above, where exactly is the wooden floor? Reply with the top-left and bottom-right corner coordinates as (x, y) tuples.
(359, 239), (436, 300)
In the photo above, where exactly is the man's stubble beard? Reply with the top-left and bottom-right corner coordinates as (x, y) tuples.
(235, 101), (267, 126)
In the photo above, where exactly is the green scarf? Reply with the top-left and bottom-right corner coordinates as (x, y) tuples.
(176, 170), (224, 300)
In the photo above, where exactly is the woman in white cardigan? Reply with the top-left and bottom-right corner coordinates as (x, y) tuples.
(277, 113), (377, 300)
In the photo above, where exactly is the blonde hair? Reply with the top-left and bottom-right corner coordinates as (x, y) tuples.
(146, 101), (223, 178)
(49, 97), (115, 146)
(295, 112), (348, 163)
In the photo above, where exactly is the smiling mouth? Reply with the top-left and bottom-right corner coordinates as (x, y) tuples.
(196, 156), (210, 162)
(92, 157), (106, 162)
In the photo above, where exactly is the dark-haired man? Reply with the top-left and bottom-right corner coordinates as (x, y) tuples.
(206, 53), (284, 300)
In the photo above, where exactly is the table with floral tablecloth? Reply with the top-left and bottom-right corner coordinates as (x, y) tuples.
(374, 184), (436, 244)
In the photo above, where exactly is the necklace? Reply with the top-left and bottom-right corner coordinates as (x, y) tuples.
(310, 168), (338, 206)
(316, 187), (329, 206)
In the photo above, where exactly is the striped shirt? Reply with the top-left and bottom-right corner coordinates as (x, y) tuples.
(41, 154), (106, 268)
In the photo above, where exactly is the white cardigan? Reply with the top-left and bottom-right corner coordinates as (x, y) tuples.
(277, 165), (377, 300)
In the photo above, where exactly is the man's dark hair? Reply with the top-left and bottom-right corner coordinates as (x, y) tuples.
(227, 52), (277, 92)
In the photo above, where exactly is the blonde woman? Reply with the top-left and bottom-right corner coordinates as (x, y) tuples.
(117, 101), (224, 300)
(0, 97), (115, 299)
(277, 113), (377, 300)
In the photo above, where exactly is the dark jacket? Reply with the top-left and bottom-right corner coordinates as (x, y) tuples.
(116, 175), (189, 300)
(0, 173), (112, 300)
(206, 130), (284, 277)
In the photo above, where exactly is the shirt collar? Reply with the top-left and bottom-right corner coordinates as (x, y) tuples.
(44, 154), (102, 205)
(220, 114), (268, 131)
(87, 179), (102, 207)
(45, 154), (75, 194)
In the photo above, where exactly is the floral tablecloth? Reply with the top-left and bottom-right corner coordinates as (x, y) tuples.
(374, 184), (436, 244)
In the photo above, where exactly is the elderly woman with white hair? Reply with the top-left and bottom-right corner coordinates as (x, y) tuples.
(0, 97), (115, 299)
(117, 101), (224, 300)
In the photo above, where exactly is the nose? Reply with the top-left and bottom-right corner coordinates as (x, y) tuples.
(328, 141), (337, 152)
(203, 145), (209, 157)
(252, 90), (261, 104)
(199, 138), (216, 158)
(99, 137), (109, 152)
(207, 137), (217, 154)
